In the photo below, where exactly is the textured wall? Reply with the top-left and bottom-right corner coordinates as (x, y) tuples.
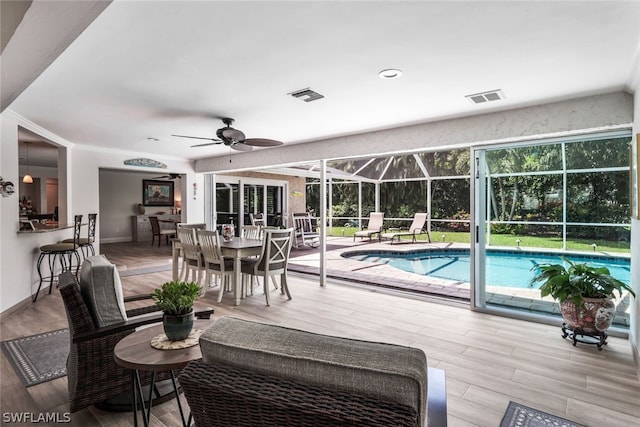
(197, 92), (633, 173)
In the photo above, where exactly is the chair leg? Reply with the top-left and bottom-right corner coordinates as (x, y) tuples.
(281, 273), (291, 300)
(263, 274), (271, 306)
(34, 252), (47, 302)
(217, 275), (225, 303)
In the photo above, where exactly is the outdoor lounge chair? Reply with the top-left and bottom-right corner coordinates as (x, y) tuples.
(353, 212), (384, 242)
(381, 212), (431, 244)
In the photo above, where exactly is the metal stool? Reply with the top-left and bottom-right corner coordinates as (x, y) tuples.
(62, 212), (97, 258)
(34, 215), (82, 302)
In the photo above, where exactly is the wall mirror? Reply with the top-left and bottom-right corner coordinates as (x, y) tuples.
(18, 127), (61, 227)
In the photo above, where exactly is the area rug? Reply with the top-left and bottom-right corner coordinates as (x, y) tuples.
(118, 264), (172, 277)
(1, 328), (69, 387)
(500, 401), (585, 427)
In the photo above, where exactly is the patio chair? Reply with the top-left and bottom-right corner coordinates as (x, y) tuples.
(291, 212), (319, 249)
(57, 255), (213, 412)
(381, 213), (431, 244)
(250, 213), (266, 226)
(353, 212), (384, 243)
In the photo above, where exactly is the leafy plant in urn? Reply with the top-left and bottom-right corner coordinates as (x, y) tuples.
(151, 280), (201, 341)
(530, 257), (635, 335)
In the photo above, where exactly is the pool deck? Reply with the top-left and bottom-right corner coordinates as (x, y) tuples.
(288, 236), (631, 325)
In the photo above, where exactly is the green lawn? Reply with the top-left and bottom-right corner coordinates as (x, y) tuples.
(328, 227), (630, 253)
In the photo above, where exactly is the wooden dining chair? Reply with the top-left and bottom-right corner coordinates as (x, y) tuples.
(196, 229), (235, 302)
(241, 228), (294, 306)
(175, 223), (206, 279)
(176, 227), (205, 292)
(149, 216), (175, 247)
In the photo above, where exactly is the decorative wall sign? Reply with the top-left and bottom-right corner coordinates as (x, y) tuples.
(124, 158), (167, 169)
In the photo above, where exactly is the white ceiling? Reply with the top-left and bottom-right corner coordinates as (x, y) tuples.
(6, 1), (640, 164)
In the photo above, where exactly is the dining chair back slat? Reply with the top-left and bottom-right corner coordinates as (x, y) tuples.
(197, 229), (235, 302)
(177, 227), (204, 291)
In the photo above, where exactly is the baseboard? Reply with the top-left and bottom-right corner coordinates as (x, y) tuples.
(100, 237), (132, 244)
(0, 291), (45, 319)
(632, 340), (640, 383)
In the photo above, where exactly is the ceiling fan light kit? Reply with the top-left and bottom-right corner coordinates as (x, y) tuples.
(172, 117), (283, 151)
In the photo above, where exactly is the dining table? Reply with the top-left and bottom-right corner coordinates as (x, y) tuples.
(171, 236), (263, 306)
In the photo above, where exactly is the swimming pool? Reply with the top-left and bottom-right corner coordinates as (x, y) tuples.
(342, 249), (631, 288)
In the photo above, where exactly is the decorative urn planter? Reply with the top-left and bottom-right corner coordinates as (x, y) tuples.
(560, 297), (615, 333)
(163, 310), (194, 341)
(222, 224), (235, 242)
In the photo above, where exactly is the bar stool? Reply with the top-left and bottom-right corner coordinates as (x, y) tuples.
(62, 213), (97, 258)
(34, 215), (82, 302)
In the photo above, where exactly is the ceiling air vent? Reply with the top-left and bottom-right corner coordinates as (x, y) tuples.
(288, 88), (324, 102)
(465, 89), (504, 104)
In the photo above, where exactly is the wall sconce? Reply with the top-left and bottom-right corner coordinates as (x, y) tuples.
(193, 183), (197, 200)
(174, 199), (182, 214)
(0, 176), (15, 197)
(22, 142), (33, 184)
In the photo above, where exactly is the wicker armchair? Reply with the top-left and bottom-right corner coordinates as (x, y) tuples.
(58, 256), (213, 413)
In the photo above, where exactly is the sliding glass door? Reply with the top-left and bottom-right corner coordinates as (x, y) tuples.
(209, 175), (288, 234)
(472, 131), (632, 328)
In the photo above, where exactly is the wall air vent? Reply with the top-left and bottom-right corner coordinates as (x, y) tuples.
(465, 89), (505, 104)
(288, 88), (325, 102)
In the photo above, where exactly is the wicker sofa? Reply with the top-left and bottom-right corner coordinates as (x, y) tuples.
(179, 317), (447, 426)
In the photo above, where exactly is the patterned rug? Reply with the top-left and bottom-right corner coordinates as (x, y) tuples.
(500, 401), (585, 427)
(118, 264), (172, 277)
(1, 328), (69, 387)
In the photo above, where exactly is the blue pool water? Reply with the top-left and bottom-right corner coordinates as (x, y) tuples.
(343, 249), (631, 288)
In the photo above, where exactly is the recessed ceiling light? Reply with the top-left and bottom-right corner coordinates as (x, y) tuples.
(378, 69), (403, 79)
(147, 137), (159, 141)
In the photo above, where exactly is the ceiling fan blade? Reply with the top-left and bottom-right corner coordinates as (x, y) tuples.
(172, 134), (221, 142)
(190, 142), (220, 148)
(231, 143), (253, 152)
(243, 138), (284, 147)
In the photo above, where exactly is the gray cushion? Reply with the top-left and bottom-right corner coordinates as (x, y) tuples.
(79, 255), (127, 327)
(200, 317), (428, 426)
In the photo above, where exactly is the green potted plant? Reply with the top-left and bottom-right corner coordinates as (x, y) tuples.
(530, 257), (635, 337)
(151, 280), (201, 341)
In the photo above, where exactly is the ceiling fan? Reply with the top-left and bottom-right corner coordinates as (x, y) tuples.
(152, 173), (181, 180)
(172, 118), (283, 151)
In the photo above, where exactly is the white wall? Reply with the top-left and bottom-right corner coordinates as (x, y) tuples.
(99, 169), (182, 243)
(198, 92), (634, 173)
(0, 115), (203, 312)
(630, 78), (640, 369)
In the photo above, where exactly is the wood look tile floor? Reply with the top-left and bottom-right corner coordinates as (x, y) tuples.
(1, 241), (639, 426)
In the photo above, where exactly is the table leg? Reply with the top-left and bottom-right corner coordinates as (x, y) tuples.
(234, 255), (242, 306)
(132, 370), (138, 427)
(133, 370), (150, 427)
(170, 370), (190, 427)
(172, 241), (180, 280)
(145, 372), (156, 423)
